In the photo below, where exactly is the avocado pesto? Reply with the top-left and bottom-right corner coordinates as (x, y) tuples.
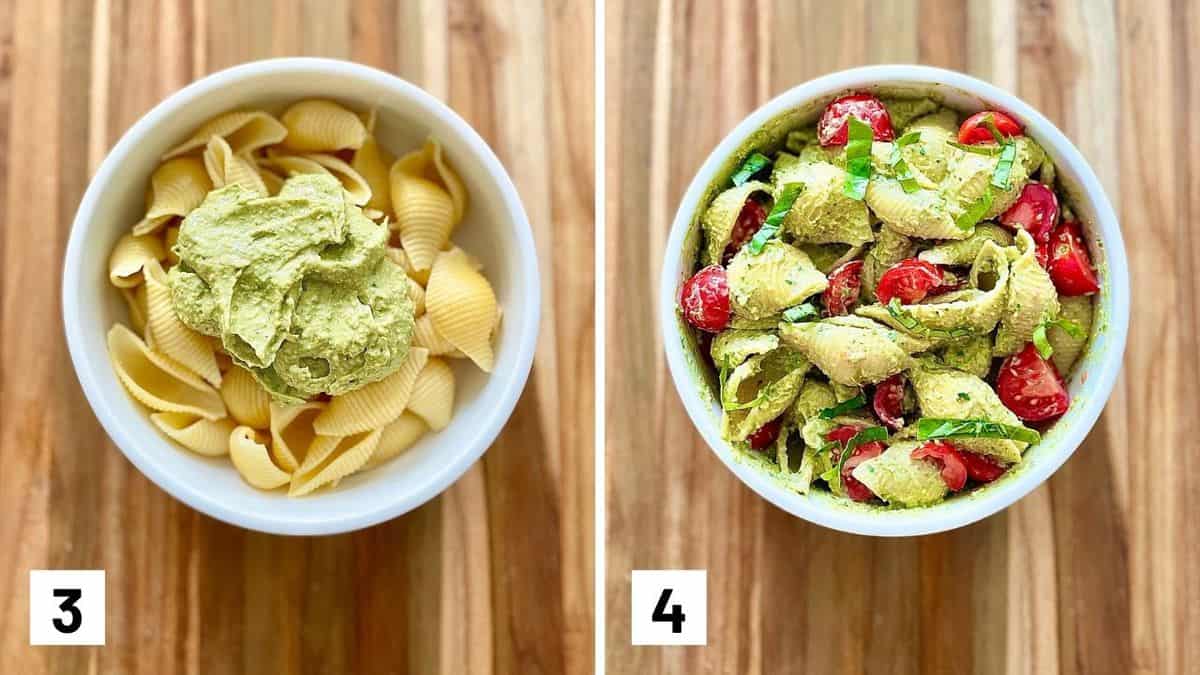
(170, 174), (414, 404)
(677, 92), (1103, 509)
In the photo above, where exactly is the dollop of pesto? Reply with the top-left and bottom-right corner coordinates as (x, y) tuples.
(168, 173), (414, 404)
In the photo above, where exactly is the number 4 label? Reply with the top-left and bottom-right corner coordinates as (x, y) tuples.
(30, 571), (105, 645)
(631, 570), (706, 645)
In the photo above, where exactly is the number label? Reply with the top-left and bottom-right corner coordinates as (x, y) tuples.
(631, 570), (706, 645)
(651, 588), (686, 633)
(29, 570), (105, 645)
(51, 589), (83, 634)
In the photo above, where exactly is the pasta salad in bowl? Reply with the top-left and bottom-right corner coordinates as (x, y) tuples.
(64, 59), (539, 534)
(661, 66), (1128, 536)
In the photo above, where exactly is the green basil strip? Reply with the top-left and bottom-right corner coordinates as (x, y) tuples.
(782, 302), (819, 323)
(991, 141), (1017, 190)
(1032, 321), (1054, 359)
(886, 298), (974, 339)
(1051, 317), (1085, 339)
(888, 131), (922, 164)
(842, 117), (874, 201)
(818, 393), (867, 420)
(982, 114), (1006, 144)
(947, 140), (1001, 156)
(894, 158), (921, 193)
(748, 182), (804, 254)
(915, 418), (1041, 445)
(955, 188), (994, 231)
(731, 151), (772, 187)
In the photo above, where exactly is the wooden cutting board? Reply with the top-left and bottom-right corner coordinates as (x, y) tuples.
(0, 1), (593, 673)
(606, 1), (1195, 673)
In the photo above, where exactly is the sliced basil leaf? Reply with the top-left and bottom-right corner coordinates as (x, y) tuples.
(782, 302), (819, 323)
(731, 151), (772, 187)
(886, 298), (974, 339)
(991, 141), (1017, 190)
(818, 393), (866, 420)
(955, 188), (994, 231)
(1051, 317), (1085, 339)
(824, 426), (889, 490)
(915, 417), (1041, 445)
(982, 114), (1006, 144)
(842, 117), (874, 201)
(1032, 321), (1054, 359)
(748, 182), (804, 254)
(947, 140), (1001, 156)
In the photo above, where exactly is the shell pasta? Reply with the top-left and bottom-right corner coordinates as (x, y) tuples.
(104, 100), (501, 496)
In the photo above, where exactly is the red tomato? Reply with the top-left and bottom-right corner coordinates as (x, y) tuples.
(930, 269), (966, 296)
(747, 418), (782, 451)
(679, 265), (732, 333)
(958, 110), (1023, 145)
(875, 258), (943, 305)
(825, 424), (863, 446)
(723, 198), (768, 264)
(1048, 222), (1100, 295)
(823, 260), (864, 316)
(842, 441), (885, 502)
(1000, 182), (1059, 243)
(911, 441), (968, 491)
(872, 374), (906, 431)
(817, 93), (895, 147)
(960, 451), (1007, 483)
(1035, 241), (1051, 269)
(997, 343), (1071, 422)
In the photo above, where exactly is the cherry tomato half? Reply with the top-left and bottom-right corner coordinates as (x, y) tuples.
(872, 373), (907, 431)
(817, 93), (896, 147)
(997, 343), (1071, 422)
(823, 260), (864, 316)
(747, 417), (782, 451)
(1000, 182), (1059, 244)
(875, 258), (943, 305)
(679, 265), (732, 333)
(842, 441), (885, 502)
(723, 197), (768, 264)
(958, 110), (1023, 145)
(1047, 222), (1101, 296)
(911, 441), (968, 491)
(960, 451), (1007, 483)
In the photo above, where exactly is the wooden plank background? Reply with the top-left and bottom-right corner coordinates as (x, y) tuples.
(0, 1), (593, 673)
(606, 1), (1195, 673)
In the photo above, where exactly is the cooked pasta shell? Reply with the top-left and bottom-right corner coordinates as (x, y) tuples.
(163, 110), (287, 159)
(352, 134), (394, 211)
(1049, 295), (1093, 374)
(143, 260), (222, 386)
(407, 276), (426, 316)
(312, 347), (429, 436)
(107, 324), (226, 420)
(385, 247), (430, 285)
(390, 173), (455, 271)
(392, 139), (467, 224)
(426, 250), (498, 371)
(229, 425), (290, 489)
(364, 412), (428, 470)
(406, 358), (455, 430)
(220, 365), (271, 429)
(204, 136), (267, 196)
(139, 157), (213, 229)
(280, 99), (366, 152)
(269, 401), (325, 473)
(163, 224), (181, 266)
(256, 162), (286, 195)
(265, 152), (372, 206)
(150, 412), (236, 456)
(122, 284), (149, 335)
(108, 232), (165, 287)
(995, 230), (1060, 356)
(288, 429), (381, 497)
(412, 314), (460, 355)
(363, 208), (386, 221)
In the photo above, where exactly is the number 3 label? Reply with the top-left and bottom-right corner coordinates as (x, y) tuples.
(631, 570), (706, 645)
(30, 571), (105, 645)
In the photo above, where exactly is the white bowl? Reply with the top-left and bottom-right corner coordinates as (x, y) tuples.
(660, 65), (1129, 537)
(63, 58), (540, 535)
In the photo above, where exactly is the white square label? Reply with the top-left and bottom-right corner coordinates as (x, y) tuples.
(29, 570), (105, 645)
(631, 569), (706, 645)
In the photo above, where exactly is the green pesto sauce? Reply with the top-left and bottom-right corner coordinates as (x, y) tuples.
(169, 174), (414, 404)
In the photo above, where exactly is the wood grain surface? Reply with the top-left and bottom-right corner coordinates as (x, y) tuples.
(0, 1), (593, 673)
(606, 1), (1194, 673)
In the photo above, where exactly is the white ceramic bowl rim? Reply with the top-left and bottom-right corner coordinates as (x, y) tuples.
(660, 65), (1130, 537)
(63, 58), (540, 535)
